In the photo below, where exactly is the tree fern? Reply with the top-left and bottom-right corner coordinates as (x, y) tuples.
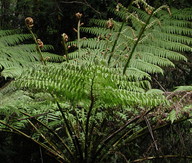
(3, 61), (168, 162)
(0, 1), (192, 162)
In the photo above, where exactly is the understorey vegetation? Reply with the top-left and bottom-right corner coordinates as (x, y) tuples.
(0, 0), (192, 162)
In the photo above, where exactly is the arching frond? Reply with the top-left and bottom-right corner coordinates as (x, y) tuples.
(0, 34), (32, 46)
(69, 6), (191, 77)
(14, 63), (167, 108)
(0, 30), (64, 78)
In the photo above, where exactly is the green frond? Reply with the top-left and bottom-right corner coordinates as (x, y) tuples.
(130, 59), (164, 74)
(16, 64), (88, 101)
(174, 86), (192, 92)
(161, 26), (192, 35)
(68, 6), (190, 78)
(89, 19), (108, 28)
(171, 8), (192, 20)
(153, 31), (192, 44)
(0, 30), (62, 78)
(79, 38), (108, 49)
(0, 34), (32, 46)
(2, 44), (54, 53)
(81, 27), (110, 36)
(97, 66), (151, 81)
(136, 45), (187, 61)
(135, 52), (175, 67)
(116, 80), (151, 92)
(0, 29), (21, 37)
(14, 63), (167, 108)
(4, 44), (37, 52)
(151, 39), (192, 52)
(162, 19), (192, 28)
(67, 48), (101, 61)
(146, 89), (164, 94)
(1, 66), (29, 79)
(42, 52), (65, 62)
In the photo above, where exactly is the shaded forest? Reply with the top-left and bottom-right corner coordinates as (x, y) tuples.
(0, 0), (192, 162)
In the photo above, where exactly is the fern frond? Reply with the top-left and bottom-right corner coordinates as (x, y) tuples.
(1, 66), (28, 79)
(0, 30), (62, 78)
(78, 38), (108, 49)
(0, 29), (21, 37)
(150, 39), (192, 52)
(136, 45), (187, 61)
(162, 19), (192, 28)
(14, 63), (167, 108)
(174, 86), (192, 92)
(68, 6), (190, 77)
(153, 31), (192, 44)
(42, 52), (65, 62)
(89, 19), (108, 28)
(135, 52), (175, 67)
(81, 27), (110, 37)
(171, 8), (192, 20)
(161, 26), (192, 35)
(130, 59), (164, 74)
(4, 44), (55, 52)
(0, 34), (32, 46)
